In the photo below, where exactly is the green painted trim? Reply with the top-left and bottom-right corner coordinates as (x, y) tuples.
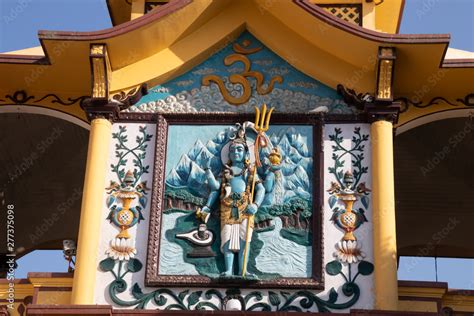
(328, 127), (369, 188)
(100, 257), (373, 311)
(111, 125), (152, 185)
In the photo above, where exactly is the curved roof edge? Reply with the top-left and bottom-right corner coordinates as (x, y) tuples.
(443, 59), (474, 68)
(294, 0), (450, 44)
(0, 0), (471, 70)
(396, 0), (406, 34)
(37, 0), (450, 44)
(36, 0), (191, 41)
(0, 54), (48, 64)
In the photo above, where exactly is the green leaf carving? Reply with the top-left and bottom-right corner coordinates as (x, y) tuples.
(109, 125), (152, 188)
(280, 291), (291, 300)
(328, 127), (370, 189)
(131, 283), (144, 299)
(101, 125), (376, 311)
(328, 195), (337, 208)
(328, 288), (338, 303)
(268, 291), (281, 306)
(326, 260), (342, 276)
(99, 257), (115, 272)
(187, 291), (202, 307)
(357, 260), (374, 275)
(361, 195), (369, 209)
(154, 293), (167, 306)
(178, 290), (189, 301)
(127, 258), (143, 273)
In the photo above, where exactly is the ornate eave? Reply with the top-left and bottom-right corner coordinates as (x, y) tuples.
(0, 0), (472, 125)
(107, 0), (406, 34)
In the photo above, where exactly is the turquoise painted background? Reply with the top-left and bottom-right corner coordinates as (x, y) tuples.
(159, 124), (314, 277)
(130, 31), (353, 114)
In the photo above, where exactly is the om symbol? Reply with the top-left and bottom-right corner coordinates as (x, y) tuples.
(202, 40), (283, 105)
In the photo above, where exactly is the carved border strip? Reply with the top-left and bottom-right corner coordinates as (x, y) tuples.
(145, 113), (325, 289)
(145, 115), (168, 286)
(117, 112), (368, 123)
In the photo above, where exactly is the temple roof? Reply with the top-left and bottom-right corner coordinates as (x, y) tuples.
(107, 0), (406, 34)
(0, 0), (472, 124)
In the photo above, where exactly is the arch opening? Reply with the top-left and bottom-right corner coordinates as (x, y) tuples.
(0, 112), (89, 276)
(395, 116), (474, 260)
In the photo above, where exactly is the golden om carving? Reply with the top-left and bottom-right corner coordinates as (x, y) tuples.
(202, 40), (283, 105)
(233, 39), (262, 55)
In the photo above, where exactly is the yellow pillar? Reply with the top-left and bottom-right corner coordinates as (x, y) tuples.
(71, 117), (112, 304)
(371, 119), (398, 311)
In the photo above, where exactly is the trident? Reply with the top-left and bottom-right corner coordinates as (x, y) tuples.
(242, 103), (274, 277)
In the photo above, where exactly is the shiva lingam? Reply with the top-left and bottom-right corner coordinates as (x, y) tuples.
(175, 208), (216, 258)
(328, 171), (369, 263)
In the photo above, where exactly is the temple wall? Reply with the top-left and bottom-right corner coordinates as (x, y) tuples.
(91, 30), (377, 313)
(93, 121), (375, 312)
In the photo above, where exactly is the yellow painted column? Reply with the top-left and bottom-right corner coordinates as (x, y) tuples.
(371, 119), (398, 311)
(71, 117), (112, 304)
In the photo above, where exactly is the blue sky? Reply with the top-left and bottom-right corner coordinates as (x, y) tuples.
(1, 0), (473, 289)
(400, 0), (474, 51)
(0, 0), (473, 52)
(0, 0), (111, 52)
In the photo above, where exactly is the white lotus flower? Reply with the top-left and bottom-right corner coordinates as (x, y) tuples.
(106, 237), (137, 261)
(333, 240), (365, 264)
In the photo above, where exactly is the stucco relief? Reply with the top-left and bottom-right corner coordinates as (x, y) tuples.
(125, 32), (354, 115)
(94, 122), (374, 313)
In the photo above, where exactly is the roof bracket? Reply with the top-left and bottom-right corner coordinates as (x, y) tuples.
(89, 43), (111, 103)
(375, 46), (396, 103)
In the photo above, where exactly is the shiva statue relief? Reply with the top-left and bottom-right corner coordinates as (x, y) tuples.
(200, 124), (265, 277)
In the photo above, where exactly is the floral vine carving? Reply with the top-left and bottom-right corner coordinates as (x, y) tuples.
(326, 126), (373, 285)
(328, 127), (369, 188)
(100, 256), (373, 312)
(110, 125), (152, 185)
(99, 125), (374, 312)
(103, 125), (153, 260)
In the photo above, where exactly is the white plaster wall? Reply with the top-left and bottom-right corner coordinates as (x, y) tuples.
(93, 122), (374, 312)
(94, 123), (156, 307)
(323, 123), (374, 310)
